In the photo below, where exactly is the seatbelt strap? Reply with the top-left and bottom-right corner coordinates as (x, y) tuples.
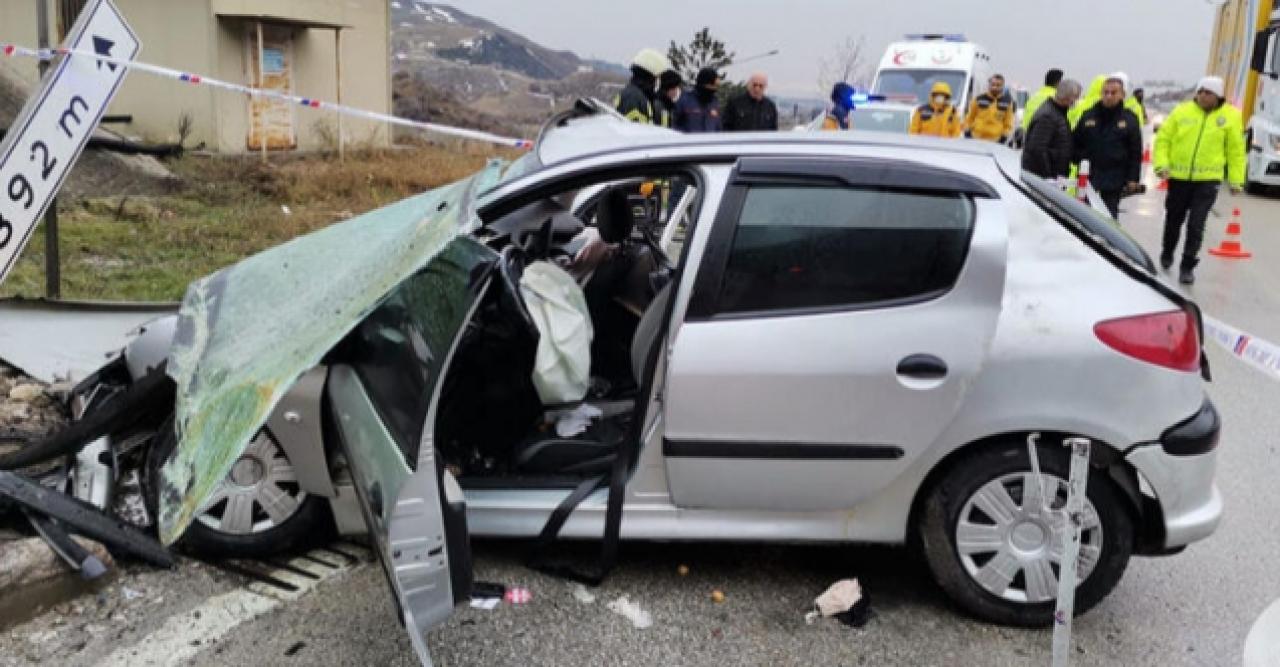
(526, 432), (632, 586)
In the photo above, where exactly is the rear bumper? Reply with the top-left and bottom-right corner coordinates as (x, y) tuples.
(1126, 400), (1223, 549)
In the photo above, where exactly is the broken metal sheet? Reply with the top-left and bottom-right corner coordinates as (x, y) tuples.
(158, 160), (508, 546)
(0, 299), (175, 383)
(0, 470), (173, 567)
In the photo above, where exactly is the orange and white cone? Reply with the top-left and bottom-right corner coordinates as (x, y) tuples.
(1208, 207), (1253, 259)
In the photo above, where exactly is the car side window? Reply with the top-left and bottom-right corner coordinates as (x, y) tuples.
(716, 185), (974, 314)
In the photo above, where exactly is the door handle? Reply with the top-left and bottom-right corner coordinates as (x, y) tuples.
(897, 354), (948, 379)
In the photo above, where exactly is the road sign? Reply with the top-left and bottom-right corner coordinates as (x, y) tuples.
(0, 0), (140, 285)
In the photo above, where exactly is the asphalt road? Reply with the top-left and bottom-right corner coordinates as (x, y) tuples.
(2, 178), (1278, 667)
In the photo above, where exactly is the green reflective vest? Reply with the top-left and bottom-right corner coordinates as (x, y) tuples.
(1153, 100), (1246, 186)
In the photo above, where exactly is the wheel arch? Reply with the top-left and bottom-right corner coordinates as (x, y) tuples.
(905, 430), (1156, 552)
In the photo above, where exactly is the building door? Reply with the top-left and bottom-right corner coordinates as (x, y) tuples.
(246, 24), (296, 151)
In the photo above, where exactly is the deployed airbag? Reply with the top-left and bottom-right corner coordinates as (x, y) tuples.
(519, 261), (593, 404)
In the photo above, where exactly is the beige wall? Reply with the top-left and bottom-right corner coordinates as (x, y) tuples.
(106, 0), (218, 147)
(2, 0), (388, 154)
(0, 0), (56, 87)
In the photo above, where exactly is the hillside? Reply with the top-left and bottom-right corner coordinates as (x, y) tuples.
(389, 3), (627, 139)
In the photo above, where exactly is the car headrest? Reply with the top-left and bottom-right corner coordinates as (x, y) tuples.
(596, 187), (635, 245)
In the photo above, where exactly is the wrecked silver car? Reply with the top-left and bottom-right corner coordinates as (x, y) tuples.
(63, 102), (1220, 663)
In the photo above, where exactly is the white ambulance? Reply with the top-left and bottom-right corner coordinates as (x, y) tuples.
(870, 34), (995, 114)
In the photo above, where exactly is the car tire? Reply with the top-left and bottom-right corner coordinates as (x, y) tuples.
(918, 439), (1133, 627)
(145, 415), (333, 559)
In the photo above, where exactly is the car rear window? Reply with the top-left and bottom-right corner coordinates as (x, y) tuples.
(1020, 173), (1155, 272)
(716, 185), (975, 314)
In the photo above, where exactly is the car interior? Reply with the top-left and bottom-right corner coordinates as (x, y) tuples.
(432, 170), (699, 484)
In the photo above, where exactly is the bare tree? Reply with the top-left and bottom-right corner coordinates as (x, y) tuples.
(818, 35), (872, 96)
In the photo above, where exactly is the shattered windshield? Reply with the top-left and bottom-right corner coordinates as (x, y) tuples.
(157, 160), (507, 545)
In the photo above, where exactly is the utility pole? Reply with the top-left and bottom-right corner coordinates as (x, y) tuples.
(36, 0), (60, 299)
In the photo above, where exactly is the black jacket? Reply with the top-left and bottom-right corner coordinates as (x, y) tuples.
(1021, 100), (1074, 179)
(1072, 102), (1143, 192)
(723, 93), (778, 131)
(616, 76), (658, 124)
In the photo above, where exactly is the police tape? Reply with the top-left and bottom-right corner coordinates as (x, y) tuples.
(1203, 315), (1280, 382)
(1, 42), (534, 150)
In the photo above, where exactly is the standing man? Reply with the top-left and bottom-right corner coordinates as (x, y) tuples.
(964, 74), (1016, 144)
(1073, 75), (1143, 219)
(822, 82), (854, 130)
(615, 48), (671, 125)
(723, 72), (778, 131)
(909, 82), (962, 138)
(1133, 87), (1148, 125)
(1021, 68), (1064, 136)
(1022, 79), (1083, 179)
(674, 67), (723, 133)
(657, 70), (683, 128)
(1154, 76), (1247, 284)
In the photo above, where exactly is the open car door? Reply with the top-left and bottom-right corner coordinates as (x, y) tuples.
(326, 238), (494, 665)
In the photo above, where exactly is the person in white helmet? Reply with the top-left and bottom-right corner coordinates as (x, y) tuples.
(615, 49), (670, 125)
(1153, 75), (1246, 284)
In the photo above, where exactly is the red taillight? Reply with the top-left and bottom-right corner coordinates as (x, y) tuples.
(1094, 310), (1200, 372)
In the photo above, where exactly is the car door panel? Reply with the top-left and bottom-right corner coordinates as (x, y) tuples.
(327, 237), (491, 665)
(663, 162), (1007, 512)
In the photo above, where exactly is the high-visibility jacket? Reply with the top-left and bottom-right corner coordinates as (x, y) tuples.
(910, 102), (961, 137)
(821, 106), (851, 130)
(614, 80), (659, 125)
(1021, 85), (1056, 131)
(1124, 96), (1146, 126)
(910, 82), (961, 137)
(1153, 99), (1247, 186)
(964, 90), (1016, 141)
(1069, 75), (1107, 128)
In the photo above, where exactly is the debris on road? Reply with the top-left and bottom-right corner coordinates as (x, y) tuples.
(607, 595), (653, 629)
(0, 471), (174, 568)
(807, 578), (873, 628)
(570, 582), (596, 604)
(504, 586), (533, 605)
(470, 582), (505, 610)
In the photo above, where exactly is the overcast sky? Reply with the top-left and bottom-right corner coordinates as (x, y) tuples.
(447, 0), (1220, 98)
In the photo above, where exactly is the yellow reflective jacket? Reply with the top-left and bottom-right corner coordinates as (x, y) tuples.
(910, 82), (961, 138)
(910, 103), (961, 137)
(964, 90), (1016, 141)
(1153, 99), (1247, 186)
(1124, 97), (1145, 126)
(1069, 75), (1107, 128)
(1021, 85), (1056, 131)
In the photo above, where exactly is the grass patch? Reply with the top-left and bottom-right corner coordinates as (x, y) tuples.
(2, 144), (504, 302)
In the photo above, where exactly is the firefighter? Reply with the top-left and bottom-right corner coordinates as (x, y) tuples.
(614, 48), (671, 125)
(964, 74), (1016, 143)
(909, 81), (962, 138)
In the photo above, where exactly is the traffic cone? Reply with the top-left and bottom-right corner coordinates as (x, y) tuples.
(1142, 146), (1151, 164)
(1157, 178), (1168, 191)
(1208, 207), (1253, 259)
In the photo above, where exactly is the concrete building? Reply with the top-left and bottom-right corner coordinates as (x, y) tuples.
(0, 0), (390, 153)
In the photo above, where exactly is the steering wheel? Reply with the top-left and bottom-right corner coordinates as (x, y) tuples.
(497, 245), (539, 340)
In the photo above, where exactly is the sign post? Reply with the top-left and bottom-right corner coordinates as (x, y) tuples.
(0, 0), (141, 288)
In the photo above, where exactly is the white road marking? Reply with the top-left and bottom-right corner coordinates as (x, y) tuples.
(99, 548), (366, 666)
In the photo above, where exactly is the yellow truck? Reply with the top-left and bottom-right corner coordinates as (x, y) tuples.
(1208, 0), (1280, 191)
